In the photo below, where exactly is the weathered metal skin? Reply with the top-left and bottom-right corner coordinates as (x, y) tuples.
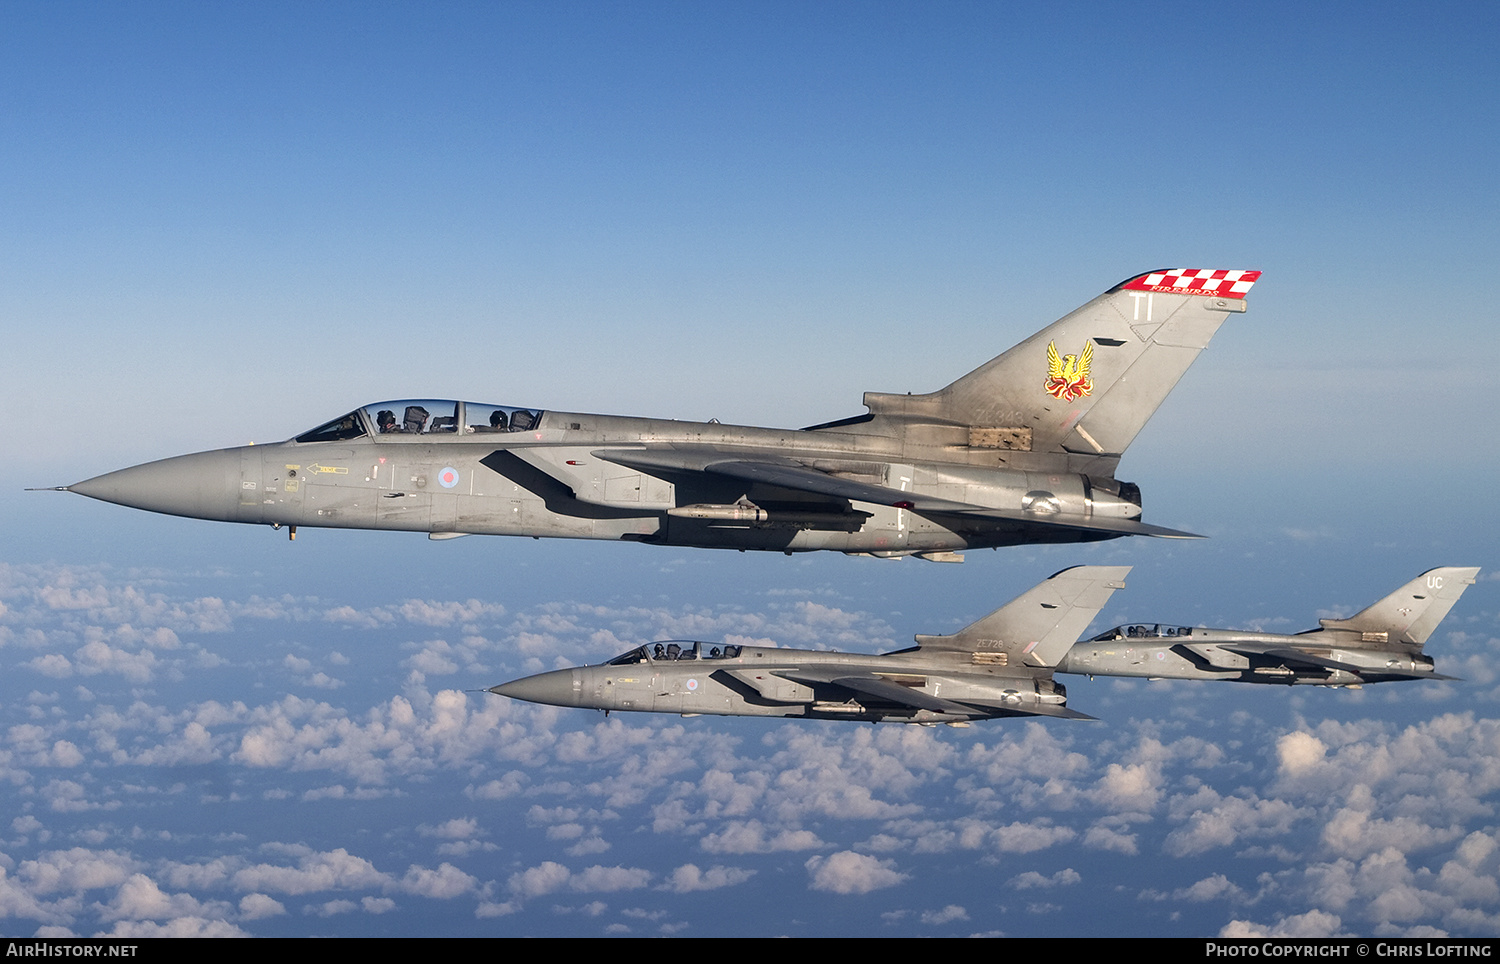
(492, 645), (1074, 724)
(1056, 568), (1479, 687)
(64, 270), (1260, 558)
(490, 567), (1132, 725)
(72, 416), (1135, 554)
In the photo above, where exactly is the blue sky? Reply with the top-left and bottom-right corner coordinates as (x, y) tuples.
(2, 1), (1498, 937)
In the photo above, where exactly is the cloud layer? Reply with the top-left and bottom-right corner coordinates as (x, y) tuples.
(2, 562), (1498, 936)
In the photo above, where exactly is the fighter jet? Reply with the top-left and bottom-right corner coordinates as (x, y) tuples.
(1056, 567), (1479, 686)
(489, 566), (1128, 724)
(60, 269), (1258, 560)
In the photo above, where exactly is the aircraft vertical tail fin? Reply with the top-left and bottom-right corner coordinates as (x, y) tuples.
(916, 565), (1130, 668)
(861, 270), (1259, 469)
(1318, 567), (1481, 645)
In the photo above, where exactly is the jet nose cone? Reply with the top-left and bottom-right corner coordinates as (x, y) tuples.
(488, 670), (580, 707)
(70, 449), (245, 522)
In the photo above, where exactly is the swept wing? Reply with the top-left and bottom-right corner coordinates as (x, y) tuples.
(592, 448), (1201, 539)
(771, 668), (1099, 721)
(1210, 642), (1462, 681)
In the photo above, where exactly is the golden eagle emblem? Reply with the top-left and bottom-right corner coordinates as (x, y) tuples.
(1044, 340), (1093, 401)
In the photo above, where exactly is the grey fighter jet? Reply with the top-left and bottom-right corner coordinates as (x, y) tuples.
(490, 566), (1129, 724)
(61, 269), (1258, 559)
(1056, 567), (1479, 686)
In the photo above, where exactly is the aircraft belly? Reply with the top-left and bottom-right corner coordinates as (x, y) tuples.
(375, 489), (432, 529)
(259, 468), (1109, 550)
(518, 503), (660, 541)
(430, 493), (458, 532)
(455, 493), (525, 534)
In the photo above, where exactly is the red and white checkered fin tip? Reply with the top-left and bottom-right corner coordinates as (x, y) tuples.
(1119, 268), (1261, 299)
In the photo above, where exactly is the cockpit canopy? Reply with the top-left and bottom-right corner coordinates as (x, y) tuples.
(1089, 624), (1194, 642)
(294, 400), (546, 443)
(606, 641), (744, 665)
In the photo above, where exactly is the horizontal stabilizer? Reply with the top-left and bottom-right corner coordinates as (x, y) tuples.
(958, 508), (1202, 539)
(957, 700), (1099, 722)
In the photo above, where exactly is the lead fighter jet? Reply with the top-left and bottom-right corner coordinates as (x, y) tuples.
(60, 269), (1258, 560)
(1056, 567), (1479, 686)
(490, 567), (1129, 724)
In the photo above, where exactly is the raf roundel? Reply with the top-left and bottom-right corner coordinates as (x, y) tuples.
(438, 467), (460, 489)
(686, 678), (699, 691)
